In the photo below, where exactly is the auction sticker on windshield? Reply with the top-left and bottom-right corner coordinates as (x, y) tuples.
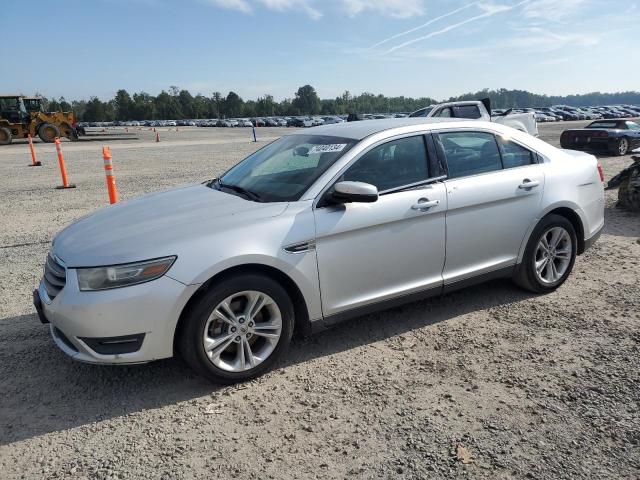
(308, 144), (347, 154)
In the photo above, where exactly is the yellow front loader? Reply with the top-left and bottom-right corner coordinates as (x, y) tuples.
(0, 95), (79, 145)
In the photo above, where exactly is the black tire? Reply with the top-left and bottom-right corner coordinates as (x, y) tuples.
(513, 214), (578, 293)
(38, 123), (60, 143)
(612, 137), (629, 156)
(178, 273), (294, 384)
(0, 127), (11, 145)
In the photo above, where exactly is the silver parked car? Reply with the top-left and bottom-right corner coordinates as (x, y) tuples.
(34, 118), (604, 383)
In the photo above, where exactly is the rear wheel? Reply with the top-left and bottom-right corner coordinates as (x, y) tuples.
(38, 123), (60, 143)
(0, 127), (12, 145)
(178, 273), (294, 384)
(612, 137), (629, 156)
(514, 214), (577, 293)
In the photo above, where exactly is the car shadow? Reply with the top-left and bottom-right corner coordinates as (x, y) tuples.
(603, 204), (640, 238)
(78, 136), (140, 142)
(0, 279), (534, 445)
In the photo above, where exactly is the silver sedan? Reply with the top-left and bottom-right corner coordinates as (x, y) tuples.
(34, 118), (605, 383)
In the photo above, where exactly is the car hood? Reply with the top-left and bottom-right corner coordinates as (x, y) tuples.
(53, 184), (288, 267)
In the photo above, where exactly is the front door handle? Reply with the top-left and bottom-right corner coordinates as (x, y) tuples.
(411, 198), (440, 211)
(518, 179), (540, 189)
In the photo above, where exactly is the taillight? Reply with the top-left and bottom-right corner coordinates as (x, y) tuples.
(597, 164), (605, 183)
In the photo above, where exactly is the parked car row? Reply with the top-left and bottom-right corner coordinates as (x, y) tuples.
(492, 105), (640, 123)
(77, 105), (639, 130)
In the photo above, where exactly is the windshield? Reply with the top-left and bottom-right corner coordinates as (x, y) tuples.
(215, 134), (358, 202)
(409, 107), (433, 118)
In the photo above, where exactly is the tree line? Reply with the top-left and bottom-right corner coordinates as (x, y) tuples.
(41, 86), (640, 122)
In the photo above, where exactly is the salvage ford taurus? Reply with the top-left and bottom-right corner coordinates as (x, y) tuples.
(33, 118), (605, 383)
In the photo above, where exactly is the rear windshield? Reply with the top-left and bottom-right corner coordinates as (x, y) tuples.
(587, 121), (619, 129)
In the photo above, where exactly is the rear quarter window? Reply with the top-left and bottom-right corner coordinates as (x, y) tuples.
(496, 137), (537, 169)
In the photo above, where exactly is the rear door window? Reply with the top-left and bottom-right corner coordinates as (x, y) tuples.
(436, 131), (502, 179)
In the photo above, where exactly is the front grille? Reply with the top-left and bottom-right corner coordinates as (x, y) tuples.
(43, 254), (66, 300)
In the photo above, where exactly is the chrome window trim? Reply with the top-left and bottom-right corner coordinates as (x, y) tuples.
(432, 127), (543, 182)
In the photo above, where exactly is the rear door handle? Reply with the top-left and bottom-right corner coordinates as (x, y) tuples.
(411, 198), (440, 211)
(518, 179), (540, 189)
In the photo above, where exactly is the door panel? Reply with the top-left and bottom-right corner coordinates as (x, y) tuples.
(443, 166), (545, 282)
(314, 184), (447, 316)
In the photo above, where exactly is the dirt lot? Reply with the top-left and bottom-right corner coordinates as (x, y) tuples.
(0, 122), (638, 479)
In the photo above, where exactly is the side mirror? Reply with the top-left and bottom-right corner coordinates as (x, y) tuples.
(330, 181), (378, 204)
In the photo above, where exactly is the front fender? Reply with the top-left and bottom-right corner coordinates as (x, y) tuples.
(170, 252), (322, 325)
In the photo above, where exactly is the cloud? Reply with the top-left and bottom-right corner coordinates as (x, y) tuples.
(384, 1), (529, 54)
(394, 27), (600, 63)
(522, 0), (589, 20)
(369, 1), (482, 50)
(257, 0), (322, 19)
(337, 0), (425, 19)
(202, 0), (252, 14)
(200, 0), (427, 19)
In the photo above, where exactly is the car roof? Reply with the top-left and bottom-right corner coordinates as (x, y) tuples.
(289, 117), (471, 140)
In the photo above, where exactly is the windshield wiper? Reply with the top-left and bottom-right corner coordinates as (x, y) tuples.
(216, 180), (262, 202)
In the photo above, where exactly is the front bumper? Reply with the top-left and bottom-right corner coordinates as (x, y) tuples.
(34, 269), (200, 365)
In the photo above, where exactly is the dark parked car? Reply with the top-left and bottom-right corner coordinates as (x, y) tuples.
(287, 117), (313, 127)
(560, 120), (640, 156)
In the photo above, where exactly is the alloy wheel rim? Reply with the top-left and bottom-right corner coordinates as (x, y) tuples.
(202, 290), (282, 372)
(619, 139), (628, 155)
(534, 227), (572, 284)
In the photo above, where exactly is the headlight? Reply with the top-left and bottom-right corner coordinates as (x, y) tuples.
(77, 256), (176, 291)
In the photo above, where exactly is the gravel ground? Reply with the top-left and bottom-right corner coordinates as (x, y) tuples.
(0, 123), (638, 479)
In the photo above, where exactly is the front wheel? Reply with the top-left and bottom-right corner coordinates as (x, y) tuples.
(38, 123), (60, 143)
(0, 127), (12, 145)
(514, 214), (577, 293)
(178, 273), (294, 384)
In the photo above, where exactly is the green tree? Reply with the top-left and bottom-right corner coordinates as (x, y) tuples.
(193, 94), (210, 119)
(84, 96), (107, 121)
(292, 85), (321, 115)
(243, 100), (257, 117)
(155, 90), (182, 119)
(256, 94), (275, 116)
(178, 90), (195, 119)
(223, 91), (244, 117)
(212, 92), (223, 118)
(114, 89), (133, 120)
(48, 99), (61, 112)
(132, 92), (155, 119)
